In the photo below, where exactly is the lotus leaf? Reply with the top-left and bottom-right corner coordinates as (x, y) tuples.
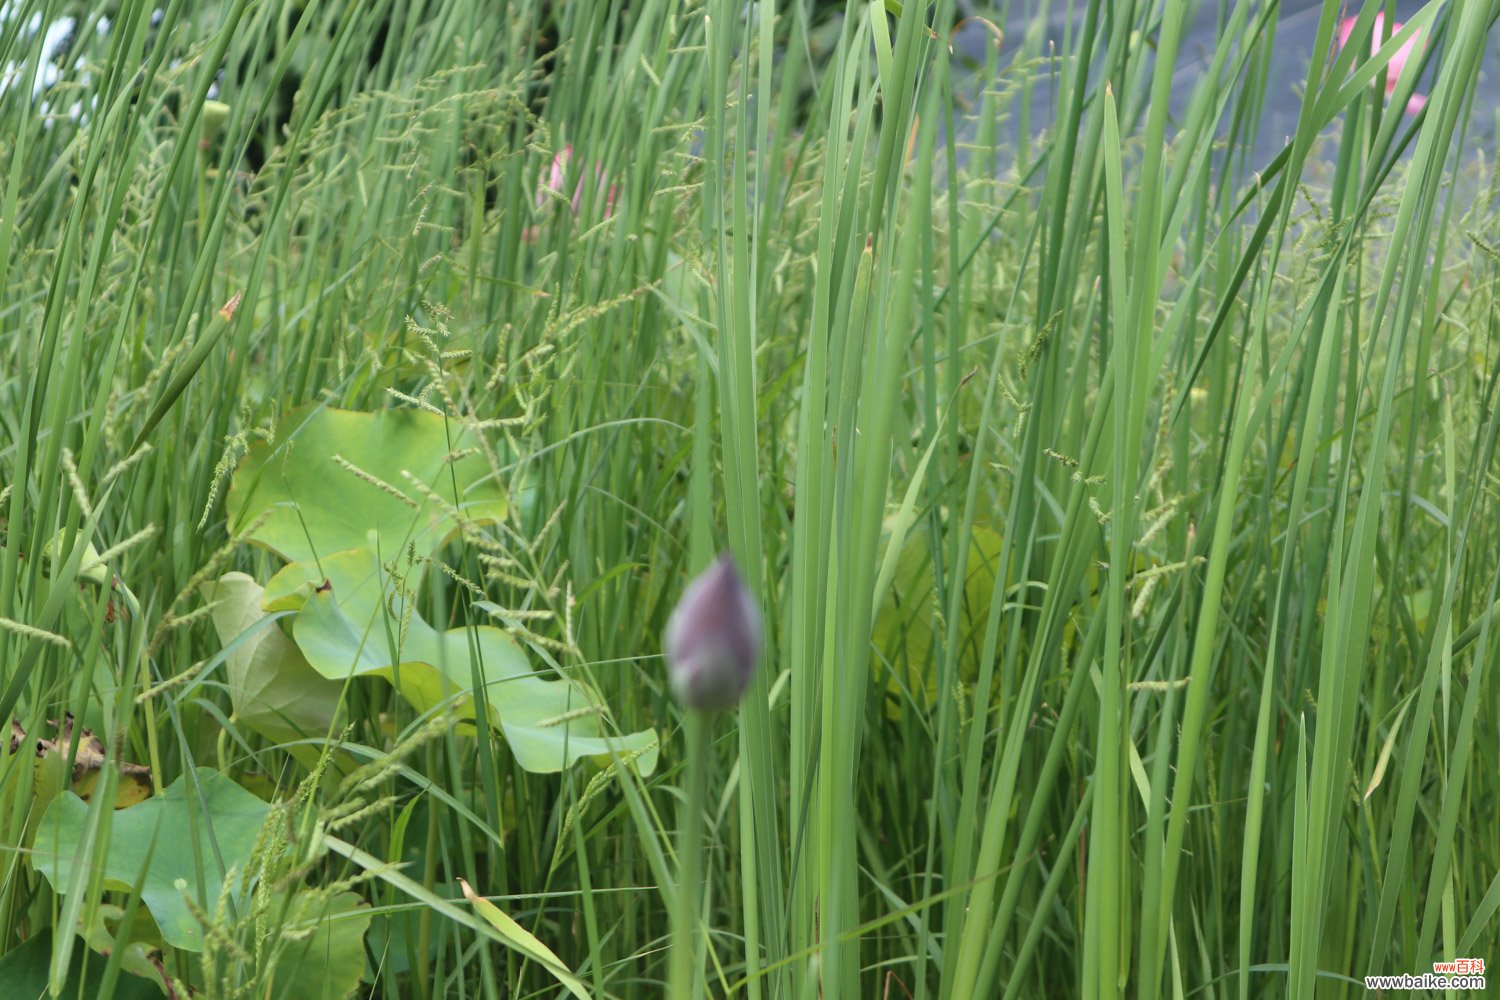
(32, 768), (272, 951)
(268, 891), (372, 1000)
(201, 572), (345, 747)
(871, 521), (1003, 711)
(264, 548), (658, 774)
(228, 406), (507, 567)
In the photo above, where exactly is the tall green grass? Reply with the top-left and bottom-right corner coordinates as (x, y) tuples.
(2, 0), (1499, 996)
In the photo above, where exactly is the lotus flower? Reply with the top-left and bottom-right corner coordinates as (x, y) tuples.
(664, 554), (762, 713)
(1337, 13), (1427, 115)
(524, 145), (617, 241)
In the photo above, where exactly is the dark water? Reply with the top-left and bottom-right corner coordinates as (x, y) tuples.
(950, 1), (1500, 173)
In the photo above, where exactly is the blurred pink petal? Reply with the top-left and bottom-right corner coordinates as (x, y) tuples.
(534, 144), (616, 219)
(534, 145), (573, 209)
(1336, 13), (1426, 113)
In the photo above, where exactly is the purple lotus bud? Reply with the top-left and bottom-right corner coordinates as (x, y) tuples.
(664, 554), (762, 713)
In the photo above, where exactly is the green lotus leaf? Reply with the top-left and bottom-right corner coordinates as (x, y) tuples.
(76, 902), (171, 992)
(227, 406), (507, 567)
(200, 572), (345, 748)
(265, 548), (658, 775)
(871, 521), (1003, 711)
(32, 769), (272, 952)
(269, 891), (372, 1000)
(0, 929), (161, 1000)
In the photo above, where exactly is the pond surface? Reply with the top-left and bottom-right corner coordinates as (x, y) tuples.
(951, 1), (1500, 172)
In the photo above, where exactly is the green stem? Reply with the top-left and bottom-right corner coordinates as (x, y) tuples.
(670, 713), (710, 1000)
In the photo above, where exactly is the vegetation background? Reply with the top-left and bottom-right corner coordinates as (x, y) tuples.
(2, 0), (1499, 997)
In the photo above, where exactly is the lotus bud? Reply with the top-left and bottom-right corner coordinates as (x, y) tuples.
(664, 554), (762, 713)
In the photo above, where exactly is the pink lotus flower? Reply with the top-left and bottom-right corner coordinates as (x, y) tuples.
(524, 145), (617, 241)
(1337, 13), (1427, 115)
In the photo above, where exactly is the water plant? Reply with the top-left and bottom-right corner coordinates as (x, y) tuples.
(2, 0), (1498, 997)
